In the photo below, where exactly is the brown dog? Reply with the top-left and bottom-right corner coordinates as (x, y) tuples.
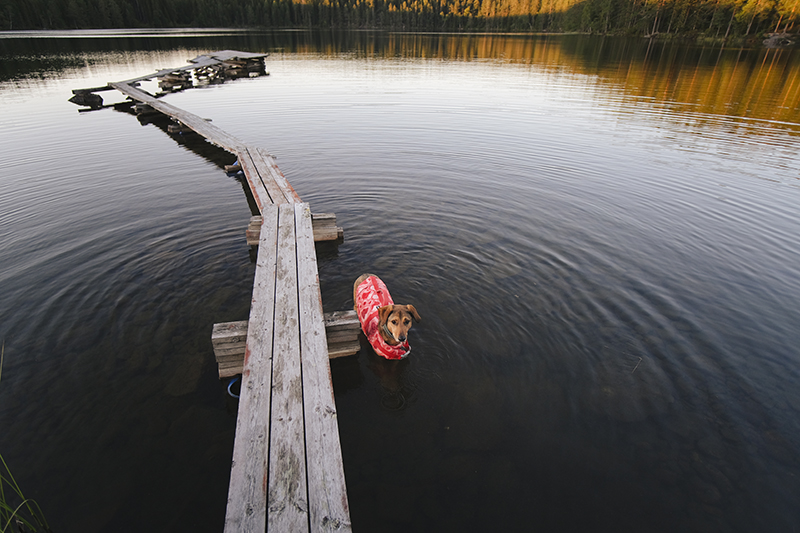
(354, 273), (420, 359)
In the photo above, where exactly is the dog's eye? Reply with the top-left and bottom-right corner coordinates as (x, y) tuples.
(404, 319), (410, 325)
(391, 320), (398, 325)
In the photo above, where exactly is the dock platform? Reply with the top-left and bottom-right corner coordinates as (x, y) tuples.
(75, 51), (352, 531)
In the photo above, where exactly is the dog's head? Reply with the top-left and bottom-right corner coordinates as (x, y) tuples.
(378, 304), (421, 345)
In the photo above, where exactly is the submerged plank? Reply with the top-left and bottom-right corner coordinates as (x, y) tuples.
(224, 206), (279, 533)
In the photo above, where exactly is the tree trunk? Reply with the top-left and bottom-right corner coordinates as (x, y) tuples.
(746, 12), (756, 34)
(724, 6), (735, 38)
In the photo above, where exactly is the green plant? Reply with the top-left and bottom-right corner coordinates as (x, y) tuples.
(0, 342), (52, 533)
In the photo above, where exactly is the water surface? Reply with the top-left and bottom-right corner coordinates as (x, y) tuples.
(1, 31), (799, 532)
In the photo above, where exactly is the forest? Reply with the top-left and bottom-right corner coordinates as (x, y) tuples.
(0, 0), (797, 36)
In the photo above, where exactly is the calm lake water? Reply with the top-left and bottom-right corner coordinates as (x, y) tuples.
(1, 30), (799, 532)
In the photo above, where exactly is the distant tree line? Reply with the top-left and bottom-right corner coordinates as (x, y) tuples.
(1, 0), (797, 36)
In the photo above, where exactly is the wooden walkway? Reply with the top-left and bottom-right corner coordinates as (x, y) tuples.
(76, 51), (351, 532)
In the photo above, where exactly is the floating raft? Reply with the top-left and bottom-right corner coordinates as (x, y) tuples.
(74, 51), (352, 532)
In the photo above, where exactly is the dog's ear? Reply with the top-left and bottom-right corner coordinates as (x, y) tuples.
(378, 305), (394, 326)
(405, 304), (421, 322)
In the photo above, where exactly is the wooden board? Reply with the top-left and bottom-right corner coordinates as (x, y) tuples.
(213, 311), (361, 376)
(237, 148), (272, 212)
(247, 213), (344, 243)
(116, 51), (267, 86)
(110, 82), (245, 153)
(96, 54), (354, 531)
(294, 203), (353, 532)
(257, 147), (303, 203)
(245, 146), (292, 205)
(267, 203), (310, 531)
(212, 321), (249, 346)
(224, 205), (278, 533)
(327, 340), (362, 359)
(215, 346), (246, 358)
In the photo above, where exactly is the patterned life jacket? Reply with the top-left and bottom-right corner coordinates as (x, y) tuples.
(355, 275), (410, 360)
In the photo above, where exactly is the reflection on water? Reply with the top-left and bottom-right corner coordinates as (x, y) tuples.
(3, 31), (799, 129)
(1, 31), (799, 532)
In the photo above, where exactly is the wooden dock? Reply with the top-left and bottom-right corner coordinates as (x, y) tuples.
(75, 51), (352, 531)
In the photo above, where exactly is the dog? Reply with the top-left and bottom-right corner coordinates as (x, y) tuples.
(353, 274), (421, 360)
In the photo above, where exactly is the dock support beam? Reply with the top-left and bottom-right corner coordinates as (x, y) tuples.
(212, 310), (361, 378)
(247, 214), (343, 245)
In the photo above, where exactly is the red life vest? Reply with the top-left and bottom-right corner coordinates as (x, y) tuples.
(355, 276), (410, 360)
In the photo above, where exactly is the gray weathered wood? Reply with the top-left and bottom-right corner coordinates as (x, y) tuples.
(247, 213), (344, 243)
(267, 203), (310, 531)
(327, 341), (362, 359)
(295, 203), (352, 532)
(214, 344), (246, 356)
(213, 310), (361, 377)
(246, 216), (263, 246)
(245, 146), (291, 205)
(91, 54), (355, 531)
(71, 85), (114, 94)
(114, 51), (267, 86)
(224, 205), (278, 533)
(212, 321), (249, 346)
(238, 149), (272, 212)
(219, 361), (246, 379)
(256, 147), (303, 203)
(110, 81), (245, 153)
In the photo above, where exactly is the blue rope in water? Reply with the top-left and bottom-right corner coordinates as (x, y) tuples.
(227, 376), (241, 399)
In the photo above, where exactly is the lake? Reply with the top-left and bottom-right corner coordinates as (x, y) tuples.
(1, 29), (799, 532)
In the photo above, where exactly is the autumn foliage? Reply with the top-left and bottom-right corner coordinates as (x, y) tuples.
(0, 0), (797, 35)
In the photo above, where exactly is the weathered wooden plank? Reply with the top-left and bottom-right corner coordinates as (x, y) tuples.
(218, 358), (244, 368)
(237, 148), (272, 212)
(310, 213), (344, 241)
(323, 311), (360, 333)
(110, 82), (245, 153)
(247, 213), (344, 243)
(215, 345), (246, 357)
(312, 226), (343, 242)
(219, 362), (245, 379)
(212, 321), (249, 346)
(268, 204), (310, 531)
(246, 216), (263, 246)
(311, 213), (337, 225)
(224, 205), (279, 533)
(257, 147), (303, 203)
(294, 203), (352, 532)
(71, 85), (114, 94)
(207, 50), (268, 62)
(325, 330), (359, 344)
(116, 51), (266, 86)
(213, 341), (246, 351)
(246, 146), (290, 205)
(219, 364), (244, 379)
(327, 342), (361, 359)
(213, 311), (361, 376)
